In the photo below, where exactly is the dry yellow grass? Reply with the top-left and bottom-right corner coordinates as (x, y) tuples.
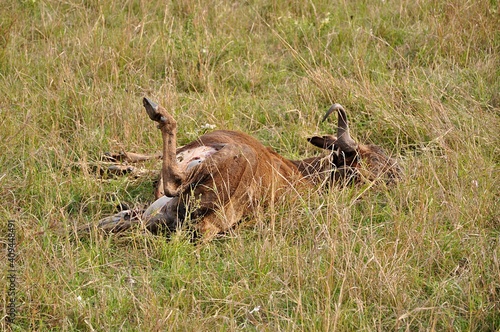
(1, 0), (498, 330)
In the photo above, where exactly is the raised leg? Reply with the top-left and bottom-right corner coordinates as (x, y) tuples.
(143, 97), (185, 197)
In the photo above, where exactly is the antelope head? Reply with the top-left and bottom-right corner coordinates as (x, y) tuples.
(307, 104), (397, 184)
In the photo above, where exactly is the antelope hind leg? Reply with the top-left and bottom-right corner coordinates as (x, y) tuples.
(143, 97), (185, 197)
(78, 209), (142, 234)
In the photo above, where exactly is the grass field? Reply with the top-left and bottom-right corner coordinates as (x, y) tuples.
(1, 0), (499, 330)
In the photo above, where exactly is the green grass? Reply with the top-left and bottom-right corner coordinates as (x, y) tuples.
(1, 0), (499, 330)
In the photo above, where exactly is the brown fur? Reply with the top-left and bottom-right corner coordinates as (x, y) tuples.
(86, 99), (400, 240)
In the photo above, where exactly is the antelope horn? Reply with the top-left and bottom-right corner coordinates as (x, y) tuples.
(322, 104), (357, 153)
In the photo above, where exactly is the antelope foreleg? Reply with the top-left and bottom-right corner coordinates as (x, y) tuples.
(103, 151), (162, 163)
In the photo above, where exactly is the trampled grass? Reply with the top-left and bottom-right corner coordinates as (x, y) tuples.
(0, 0), (499, 330)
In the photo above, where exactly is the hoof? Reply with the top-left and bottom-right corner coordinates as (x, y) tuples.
(143, 97), (163, 122)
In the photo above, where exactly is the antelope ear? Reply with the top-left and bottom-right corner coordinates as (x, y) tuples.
(307, 135), (338, 150)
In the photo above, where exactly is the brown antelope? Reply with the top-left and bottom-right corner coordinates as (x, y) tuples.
(88, 98), (400, 239)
